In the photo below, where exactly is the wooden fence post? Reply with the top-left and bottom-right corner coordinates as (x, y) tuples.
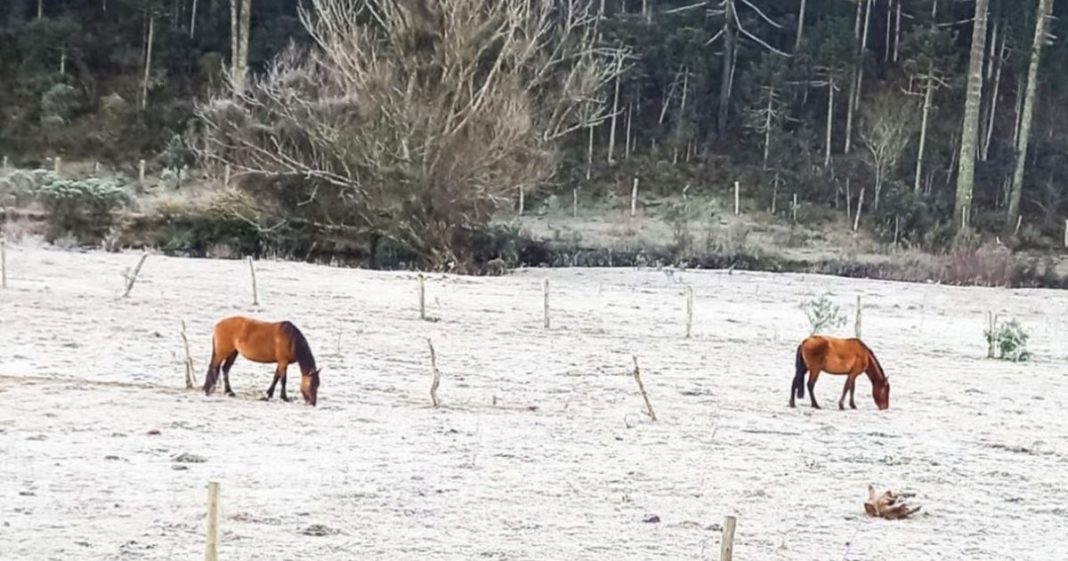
(518, 186), (525, 215)
(428, 338), (441, 407)
(543, 278), (550, 329)
(720, 515), (737, 561)
(855, 295), (862, 339)
(418, 274), (427, 319)
(122, 252), (149, 298)
(572, 187), (578, 218)
(792, 193), (798, 223)
(138, 159), (146, 181)
(630, 177), (639, 218)
(685, 286), (694, 339)
(734, 181), (740, 216)
(247, 256), (259, 306)
(204, 481), (220, 561)
(1, 236), (7, 289)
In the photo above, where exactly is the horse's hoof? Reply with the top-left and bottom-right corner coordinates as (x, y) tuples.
(226, 392), (236, 398)
(259, 396), (270, 401)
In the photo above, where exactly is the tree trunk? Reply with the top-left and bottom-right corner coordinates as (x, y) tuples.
(884, 0), (892, 62)
(914, 73), (933, 192)
(189, 0), (198, 38)
(824, 79), (835, 168)
(795, 0), (807, 51)
(141, 9), (155, 110)
(607, 51), (622, 164)
(954, 0), (989, 234)
(624, 102), (633, 160)
(37, 0), (43, 19)
(762, 89), (773, 170)
(981, 33), (1006, 162)
(586, 125), (593, 181)
(230, 0), (251, 95)
(893, 0), (902, 62)
(845, 0), (873, 155)
(1007, 0), (1055, 229)
(717, 0), (736, 135)
(853, 187), (865, 231)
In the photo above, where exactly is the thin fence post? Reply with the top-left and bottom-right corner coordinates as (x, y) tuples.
(94, 161), (101, 174)
(720, 515), (736, 561)
(138, 159), (146, 182)
(247, 256), (259, 306)
(180, 320), (196, 389)
(792, 193), (798, 223)
(204, 481), (219, 561)
(630, 177), (639, 218)
(518, 186), (525, 215)
(685, 285), (694, 339)
(223, 164), (232, 188)
(1, 155), (8, 169)
(572, 187), (578, 218)
(418, 274), (426, 320)
(986, 311), (996, 359)
(543, 278), (550, 329)
(855, 295), (863, 339)
(53, 156), (62, 174)
(427, 338), (441, 407)
(734, 181), (740, 216)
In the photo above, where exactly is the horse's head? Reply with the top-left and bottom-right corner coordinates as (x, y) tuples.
(301, 368), (321, 406)
(874, 377), (890, 410)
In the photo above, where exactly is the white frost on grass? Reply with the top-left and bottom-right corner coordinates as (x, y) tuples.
(1, 246), (1066, 560)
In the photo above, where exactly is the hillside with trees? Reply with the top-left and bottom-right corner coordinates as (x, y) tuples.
(2, 0), (1067, 283)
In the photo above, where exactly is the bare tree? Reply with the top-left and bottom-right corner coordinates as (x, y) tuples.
(198, 0), (623, 271)
(859, 91), (915, 211)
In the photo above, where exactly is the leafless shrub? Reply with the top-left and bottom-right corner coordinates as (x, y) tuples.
(943, 243), (1022, 287)
(197, 0), (624, 271)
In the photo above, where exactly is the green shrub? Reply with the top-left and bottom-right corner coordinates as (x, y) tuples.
(800, 292), (847, 335)
(984, 318), (1031, 362)
(35, 178), (129, 243)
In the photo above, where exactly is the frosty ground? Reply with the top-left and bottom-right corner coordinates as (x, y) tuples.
(1, 245), (1066, 561)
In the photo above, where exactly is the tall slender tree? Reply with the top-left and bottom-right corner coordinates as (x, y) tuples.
(954, 0), (989, 233)
(1006, 0), (1055, 230)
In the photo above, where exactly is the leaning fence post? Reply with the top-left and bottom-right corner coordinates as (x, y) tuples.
(418, 273), (427, 320)
(685, 286), (694, 339)
(247, 256), (259, 306)
(630, 177), (639, 218)
(855, 295), (862, 339)
(122, 252), (149, 298)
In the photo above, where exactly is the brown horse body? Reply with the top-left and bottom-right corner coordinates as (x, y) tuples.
(791, 335), (889, 410)
(202, 316), (321, 406)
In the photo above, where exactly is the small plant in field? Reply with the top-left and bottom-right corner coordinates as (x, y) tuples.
(984, 318), (1031, 362)
(800, 292), (847, 335)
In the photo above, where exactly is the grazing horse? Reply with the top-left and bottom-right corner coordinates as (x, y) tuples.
(790, 335), (889, 410)
(202, 316), (321, 406)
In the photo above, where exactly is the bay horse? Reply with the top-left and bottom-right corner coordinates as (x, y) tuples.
(202, 316), (321, 406)
(790, 335), (889, 410)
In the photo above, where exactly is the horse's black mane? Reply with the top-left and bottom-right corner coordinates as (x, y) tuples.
(281, 321), (317, 375)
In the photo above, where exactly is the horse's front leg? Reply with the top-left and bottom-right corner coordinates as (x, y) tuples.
(838, 377), (850, 410)
(277, 362), (291, 402)
(265, 368), (281, 401)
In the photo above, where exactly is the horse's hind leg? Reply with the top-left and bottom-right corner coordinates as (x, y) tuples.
(807, 370), (822, 409)
(203, 346), (222, 395)
(838, 379), (850, 410)
(848, 374), (858, 409)
(220, 351), (238, 397)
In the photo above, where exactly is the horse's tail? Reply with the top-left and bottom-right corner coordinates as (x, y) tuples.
(793, 343), (807, 399)
(202, 336), (218, 394)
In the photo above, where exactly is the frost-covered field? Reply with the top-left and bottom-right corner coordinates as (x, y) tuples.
(1, 246), (1066, 561)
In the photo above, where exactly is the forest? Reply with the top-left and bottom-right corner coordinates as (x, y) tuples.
(1, 0), (1067, 271)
